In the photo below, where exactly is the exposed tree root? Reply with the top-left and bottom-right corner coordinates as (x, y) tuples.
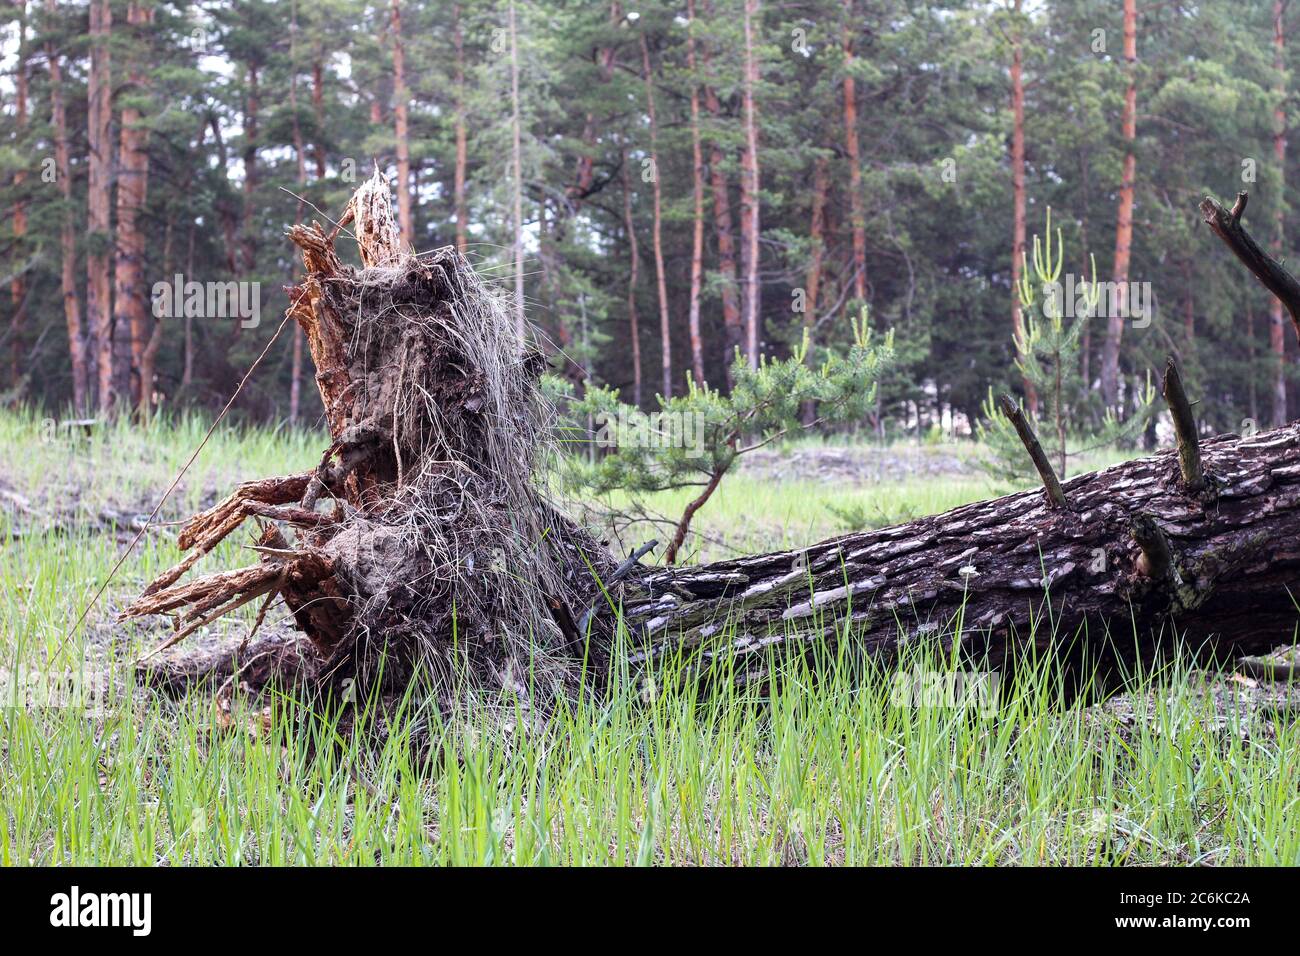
(123, 171), (617, 706)
(137, 627), (321, 698)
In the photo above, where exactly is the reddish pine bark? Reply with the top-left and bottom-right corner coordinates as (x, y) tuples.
(1101, 0), (1137, 409)
(114, 1), (156, 414)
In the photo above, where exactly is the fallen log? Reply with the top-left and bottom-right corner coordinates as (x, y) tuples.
(124, 179), (1300, 703)
(623, 422), (1300, 690)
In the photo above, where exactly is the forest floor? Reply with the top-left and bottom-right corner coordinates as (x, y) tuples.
(1, 407), (1298, 865)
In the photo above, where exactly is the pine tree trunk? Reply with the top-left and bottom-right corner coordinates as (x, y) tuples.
(620, 149), (643, 408)
(46, 0), (87, 413)
(623, 424), (1300, 695)
(641, 35), (674, 399)
(1271, 0), (1289, 427)
(739, 0), (762, 368)
(686, 0), (707, 388)
(390, 0), (414, 245)
(87, 0), (114, 412)
(842, 0), (866, 303)
(1101, 0), (1137, 410)
(114, 0), (155, 415)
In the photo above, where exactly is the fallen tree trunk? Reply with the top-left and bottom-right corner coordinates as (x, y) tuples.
(124, 179), (1300, 703)
(623, 423), (1300, 690)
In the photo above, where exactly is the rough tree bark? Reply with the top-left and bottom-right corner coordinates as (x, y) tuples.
(115, 0), (155, 414)
(125, 181), (1300, 705)
(621, 421), (1300, 691)
(126, 172), (615, 702)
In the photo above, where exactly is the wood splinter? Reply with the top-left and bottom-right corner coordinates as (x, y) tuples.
(1161, 356), (1206, 494)
(997, 394), (1068, 509)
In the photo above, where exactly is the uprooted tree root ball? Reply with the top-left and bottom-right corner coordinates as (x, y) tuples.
(124, 172), (619, 706)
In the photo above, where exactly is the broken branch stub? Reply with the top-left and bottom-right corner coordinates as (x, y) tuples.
(997, 393), (1068, 509)
(1161, 356), (1206, 495)
(1200, 191), (1300, 342)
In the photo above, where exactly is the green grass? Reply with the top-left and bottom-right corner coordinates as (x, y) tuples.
(1, 410), (1297, 865)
